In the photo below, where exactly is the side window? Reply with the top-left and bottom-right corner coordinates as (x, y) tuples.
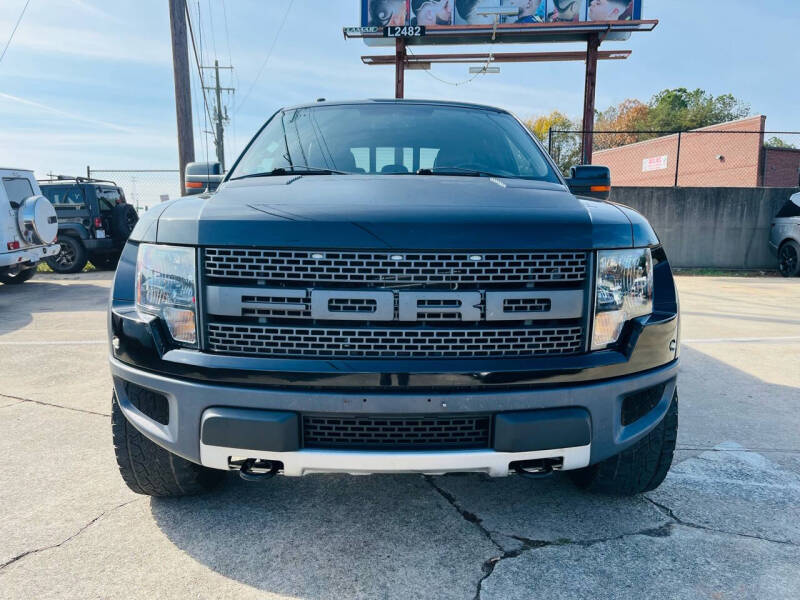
(44, 187), (83, 205)
(2, 177), (34, 205)
(351, 148), (370, 172)
(64, 188), (84, 205)
(419, 148), (440, 170)
(402, 147), (413, 172)
(96, 187), (119, 210)
(776, 200), (800, 218)
(375, 147), (395, 173)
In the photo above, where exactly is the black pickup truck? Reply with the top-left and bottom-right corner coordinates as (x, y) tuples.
(108, 100), (680, 497)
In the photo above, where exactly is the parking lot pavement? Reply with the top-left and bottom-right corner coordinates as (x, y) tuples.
(1, 273), (799, 599)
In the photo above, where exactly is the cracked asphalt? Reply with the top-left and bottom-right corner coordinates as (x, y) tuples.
(1, 272), (799, 599)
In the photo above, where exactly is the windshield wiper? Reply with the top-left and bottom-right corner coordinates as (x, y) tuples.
(230, 165), (348, 180)
(416, 166), (511, 178)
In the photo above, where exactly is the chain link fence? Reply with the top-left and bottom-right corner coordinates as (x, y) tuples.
(87, 169), (180, 212)
(547, 130), (800, 187)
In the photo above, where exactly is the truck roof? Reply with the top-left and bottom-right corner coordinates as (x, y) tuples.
(0, 167), (34, 173)
(282, 98), (510, 114)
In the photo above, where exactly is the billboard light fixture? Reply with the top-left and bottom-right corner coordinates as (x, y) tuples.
(476, 7), (519, 17)
(469, 66), (500, 74)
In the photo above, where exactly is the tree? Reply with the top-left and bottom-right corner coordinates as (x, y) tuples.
(765, 136), (797, 149)
(594, 99), (655, 150)
(524, 111), (580, 176)
(527, 89), (751, 167)
(646, 88), (750, 132)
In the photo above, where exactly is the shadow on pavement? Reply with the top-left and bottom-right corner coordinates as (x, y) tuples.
(147, 346), (800, 598)
(149, 472), (657, 599)
(0, 277), (111, 335)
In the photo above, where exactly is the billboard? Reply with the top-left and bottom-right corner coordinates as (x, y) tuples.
(362, 0), (643, 27)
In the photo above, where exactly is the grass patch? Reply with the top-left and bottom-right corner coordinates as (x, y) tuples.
(36, 261), (96, 273)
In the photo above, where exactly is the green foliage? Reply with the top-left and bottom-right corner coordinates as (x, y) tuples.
(529, 88), (752, 164)
(645, 88), (750, 132)
(524, 111), (581, 176)
(765, 136), (796, 149)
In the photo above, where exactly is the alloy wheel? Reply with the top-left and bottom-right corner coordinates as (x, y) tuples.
(779, 244), (798, 277)
(56, 241), (76, 268)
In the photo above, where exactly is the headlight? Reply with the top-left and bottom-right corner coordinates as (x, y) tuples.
(592, 248), (653, 350)
(135, 243), (197, 347)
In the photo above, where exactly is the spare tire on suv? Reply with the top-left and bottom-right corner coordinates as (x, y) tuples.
(112, 203), (138, 239)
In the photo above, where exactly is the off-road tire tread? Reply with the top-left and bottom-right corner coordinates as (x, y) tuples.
(778, 240), (800, 278)
(111, 391), (223, 497)
(46, 235), (87, 274)
(570, 391), (678, 495)
(0, 268), (36, 284)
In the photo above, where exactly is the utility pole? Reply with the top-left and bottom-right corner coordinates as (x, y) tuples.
(202, 59), (234, 171)
(168, 0), (194, 193)
(581, 33), (600, 165)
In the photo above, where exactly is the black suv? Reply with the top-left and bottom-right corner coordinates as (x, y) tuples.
(39, 177), (138, 272)
(109, 100), (679, 498)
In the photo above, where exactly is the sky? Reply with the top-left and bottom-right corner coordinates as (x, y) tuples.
(1, 0), (799, 179)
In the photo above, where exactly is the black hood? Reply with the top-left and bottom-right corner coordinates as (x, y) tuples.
(138, 175), (654, 250)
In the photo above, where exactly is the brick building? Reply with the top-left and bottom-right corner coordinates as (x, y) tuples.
(593, 116), (800, 187)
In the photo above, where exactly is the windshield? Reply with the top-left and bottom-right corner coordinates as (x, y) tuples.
(229, 103), (560, 183)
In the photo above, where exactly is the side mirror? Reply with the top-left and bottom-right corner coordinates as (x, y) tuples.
(185, 161), (223, 195)
(565, 165), (611, 200)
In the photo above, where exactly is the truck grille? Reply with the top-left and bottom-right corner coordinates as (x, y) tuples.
(207, 323), (583, 358)
(302, 414), (492, 450)
(202, 247), (588, 360)
(204, 248), (587, 286)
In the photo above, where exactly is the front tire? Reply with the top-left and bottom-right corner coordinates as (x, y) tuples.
(0, 268), (36, 284)
(46, 235), (88, 274)
(778, 240), (800, 277)
(570, 390), (678, 495)
(111, 391), (224, 497)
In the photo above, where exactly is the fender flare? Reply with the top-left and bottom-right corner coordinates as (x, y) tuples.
(57, 223), (90, 240)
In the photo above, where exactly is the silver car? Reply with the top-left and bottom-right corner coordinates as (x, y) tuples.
(770, 193), (800, 277)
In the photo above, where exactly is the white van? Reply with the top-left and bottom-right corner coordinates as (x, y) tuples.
(0, 168), (60, 284)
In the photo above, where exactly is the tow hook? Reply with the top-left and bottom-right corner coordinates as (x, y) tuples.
(512, 458), (562, 479)
(234, 458), (280, 481)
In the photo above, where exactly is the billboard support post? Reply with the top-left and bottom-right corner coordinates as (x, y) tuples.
(581, 33), (600, 165)
(395, 38), (406, 99)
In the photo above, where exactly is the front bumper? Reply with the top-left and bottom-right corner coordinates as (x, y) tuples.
(111, 355), (679, 476)
(0, 243), (59, 268)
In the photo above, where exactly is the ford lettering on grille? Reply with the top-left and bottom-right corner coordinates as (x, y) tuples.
(205, 287), (584, 322)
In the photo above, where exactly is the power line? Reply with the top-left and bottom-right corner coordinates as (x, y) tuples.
(0, 0), (32, 67)
(236, 0), (293, 114)
(407, 46), (490, 87)
(220, 0), (235, 151)
(206, 0), (217, 60)
(185, 3), (216, 146)
(188, 20), (209, 171)
(221, 0), (233, 66)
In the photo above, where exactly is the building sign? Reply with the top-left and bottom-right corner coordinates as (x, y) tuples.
(642, 155), (668, 172)
(362, 0), (643, 28)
